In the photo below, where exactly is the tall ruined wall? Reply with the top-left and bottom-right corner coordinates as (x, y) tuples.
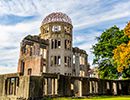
(72, 47), (89, 77)
(17, 76), (30, 99)
(17, 35), (48, 76)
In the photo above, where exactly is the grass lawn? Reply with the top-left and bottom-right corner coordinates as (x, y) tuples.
(50, 96), (130, 100)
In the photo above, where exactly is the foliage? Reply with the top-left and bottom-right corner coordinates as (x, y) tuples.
(113, 22), (130, 78)
(92, 25), (129, 79)
(124, 21), (130, 38)
(113, 42), (130, 72)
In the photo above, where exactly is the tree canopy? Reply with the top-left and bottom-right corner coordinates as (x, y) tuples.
(113, 22), (130, 78)
(92, 25), (129, 79)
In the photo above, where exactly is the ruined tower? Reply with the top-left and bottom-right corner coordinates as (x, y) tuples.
(40, 12), (73, 75)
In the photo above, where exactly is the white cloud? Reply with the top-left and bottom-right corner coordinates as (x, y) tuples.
(74, 2), (130, 30)
(1, 0), (130, 30)
(0, 20), (40, 45)
(0, 18), (41, 74)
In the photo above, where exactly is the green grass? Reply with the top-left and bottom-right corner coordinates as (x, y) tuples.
(50, 96), (130, 100)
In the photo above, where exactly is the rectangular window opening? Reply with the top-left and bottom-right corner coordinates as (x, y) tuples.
(54, 56), (57, 65)
(64, 56), (67, 66)
(65, 40), (67, 49)
(51, 39), (54, 49)
(58, 40), (61, 48)
(28, 68), (32, 75)
(55, 40), (57, 48)
(30, 47), (32, 56)
(43, 66), (46, 73)
(67, 57), (69, 66)
(73, 55), (75, 64)
(58, 56), (61, 65)
(43, 49), (47, 59)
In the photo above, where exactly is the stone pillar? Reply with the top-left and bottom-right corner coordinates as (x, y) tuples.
(55, 79), (58, 95)
(79, 80), (82, 97)
(113, 82), (117, 95)
(107, 82), (110, 89)
(7, 78), (11, 95)
(3, 79), (6, 96)
(51, 79), (54, 95)
(15, 78), (19, 95)
(44, 78), (48, 95)
(119, 83), (122, 90)
(89, 81), (92, 94)
(48, 78), (52, 95)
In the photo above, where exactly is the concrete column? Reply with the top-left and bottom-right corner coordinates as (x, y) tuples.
(44, 78), (48, 95)
(16, 78), (19, 95)
(51, 79), (54, 95)
(48, 78), (51, 95)
(107, 82), (110, 89)
(119, 83), (121, 90)
(3, 79), (6, 96)
(113, 82), (117, 95)
(7, 78), (11, 95)
(96, 82), (98, 93)
(79, 80), (82, 97)
(94, 81), (97, 93)
(89, 81), (92, 94)
(55, 79), (58, 95)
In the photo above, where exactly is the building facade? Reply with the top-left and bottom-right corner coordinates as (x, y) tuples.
(17, 12), (89, 76)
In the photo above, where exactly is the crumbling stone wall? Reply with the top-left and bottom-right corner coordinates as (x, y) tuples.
(17, 35), (49, 76)
(0, 73), (130, 100)
(0, 73), (30, 100)
(72, 47), (89, 77)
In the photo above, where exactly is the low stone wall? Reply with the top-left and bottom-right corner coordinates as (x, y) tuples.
(0, 73), (30, 100)
(0, 73), (130, 100)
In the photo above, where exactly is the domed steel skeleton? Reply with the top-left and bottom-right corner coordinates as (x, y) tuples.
(42, 12), (72, 25)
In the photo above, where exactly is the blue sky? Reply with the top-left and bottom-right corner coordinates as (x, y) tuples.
(0, 0), (130, 74)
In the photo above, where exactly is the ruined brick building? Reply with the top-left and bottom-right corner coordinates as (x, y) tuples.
(0, 12), (130, 100)
(17, 12), (89, 77)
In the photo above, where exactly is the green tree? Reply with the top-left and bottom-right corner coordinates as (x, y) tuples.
(113, 22), (130, 79)
(92, 26), (129, 79)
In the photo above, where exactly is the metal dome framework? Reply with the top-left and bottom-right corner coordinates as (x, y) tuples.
(42, 12), (72, 25)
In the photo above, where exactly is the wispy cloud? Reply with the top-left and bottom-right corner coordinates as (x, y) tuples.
(0, 19), (40, 74)
(0, 14), (38, 25)
(0, 0), (130, 73)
